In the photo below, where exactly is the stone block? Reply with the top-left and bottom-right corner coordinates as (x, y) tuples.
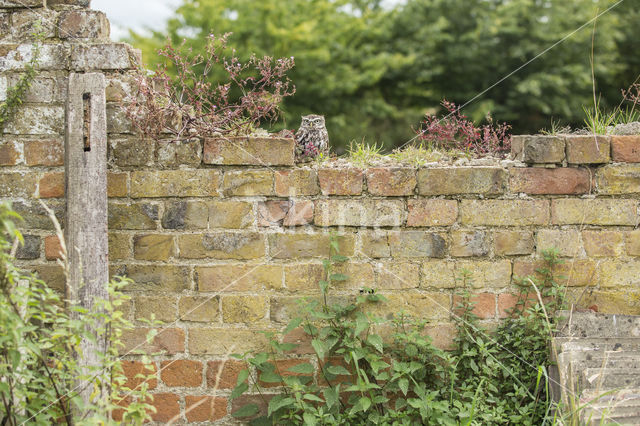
(551, 199), (637, 225)
(375, 261), (420, 289)
(108, 233), (129, 260)
(626, 230), (640, 256)
(38, 171), (64, 198)
(222, 170), (273, 196)
(71, 43), (141, 70)
(512, 135), (565, 163)
(388, 231), (446, 258)
(460, 200), (549, 226)
(268, 233), (355, 258)
(417, 167), (506, 195)
(112, 264), (190, 292)
(421, 261), (456, 289)
(598, 261), (640, 289)
(178, 296), (220, 322)
(407, 199), (458, 227)
(3, 105), (64, 135)
(133, 234), (174, 261)
(274, 169), (319, 196)
(15, 234), (40, 259)
(7, 75), (60, 103)
(109, 137), (153, 166)
(365, 167), (416, 196)
(0, 0), (43, 7)
(494, 230), (534, 255)
(33, 264), (65, 293)
(222, 296), (267, 323)
(185, 396), (227, 422)
(318, 168), (363, 195)
(13, 199), (64, 230)
(197, 264), (283, 292)
(582, 230), (624, 257)
(565, 135), (611, 164)
(108, 202), (158, 230)
(596, 164), (640, 194)
(8, 10), (56, 41)
(0, 140), (18, 165)
(58, 10), (109, 40)
(314, 199), (405, 227)
(106, 104), (133, 133)
(47, 0), (90, 6)
(135, 296), (177, 322)
(156, 138), (201, 168)
(162, 201), (208, 229)
(107, 172), (128, 197)
(208, 200), (254, 228)
(0, 44), (69, 70)
(536, 229), (583, 257)
(0, 172), (36, 197)
(203, 137), (294, 166)
(178, 232), (265, 259)
(131, 170), (220, 198)
(450, 230), (488, 257)
(455, 260), (512, 289)
(188, 328), (269, 355)
(24, 139), (63, 166)
(509, 167), (591, 194)
(611, 135), (640, 162)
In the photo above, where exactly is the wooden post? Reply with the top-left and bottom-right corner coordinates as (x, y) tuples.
(65, 72), (109, 409)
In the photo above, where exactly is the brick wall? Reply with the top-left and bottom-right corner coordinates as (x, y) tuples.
(2, 3), (640, 423)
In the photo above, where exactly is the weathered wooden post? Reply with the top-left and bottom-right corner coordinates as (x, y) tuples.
(65, 72), (109, 409)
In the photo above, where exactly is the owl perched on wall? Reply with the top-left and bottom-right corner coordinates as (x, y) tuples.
(295, 114), (329, 162)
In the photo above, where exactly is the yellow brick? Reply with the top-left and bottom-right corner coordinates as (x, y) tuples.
(536, 229), (583, 257)
(284, 264), (324, 293)
(551, 199), (637, 225)
(596, 164), (640, 194)
(222, 296), (267, 323)
(135, 296), (177, 322)
(108, 233), (130, 260)
(178, 233), (265, 259)
(455, 260), (512, 289)
(133, 234), (174, 260)
(268, 233), (355, 258)
(375, 262), (420, 290)
(365, 291), (451, 321)
(626, 230), (640, 256)
(188, 328), (270, 355)
(131, 170), (220, 198)
(222, 170), (274, 196)
(197, 264), (283, 292)
(582, 230), (624, 257)
(460, 200), (549, 226)
(421, 261), (456, 289)
(179, 296), (220, 322)
(494, 230), (534, 256)
(599, 261), (640, 289)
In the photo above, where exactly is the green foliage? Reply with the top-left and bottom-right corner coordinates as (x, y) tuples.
(231, 236), (569, 425)
(0, 202), (156, 425)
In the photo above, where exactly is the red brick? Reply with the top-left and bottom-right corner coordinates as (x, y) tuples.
(318, 168), (363, 195)
(365, 167), (416, 196)
(453, 293), (496, 319)
(281, 326), (314, 355)
(44, 235), (63, 260)
(231, 394), (273, 420)
(283, 201), (314, 226)
(407, 199), (458, 227)
(185, 396), (228, 422)
(38, 172), (64, 198)
(509, 167), (591, 194)
(317, 357), (354, 386)
(258, 359), (313, 388)
(611, 135), (640, 162)
(24, 140), (64, 166)
(149, 393), (180, 423)
(498, 293), (538, 318)
(0, 141), (18, 165)
(160, 360), (203, 387)
(120, 360), (157, 391)
(206, 360), (247, 389)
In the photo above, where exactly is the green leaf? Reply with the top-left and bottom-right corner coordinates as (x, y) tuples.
(303, 393), (324, 402)
(323, 386), (339, 409)
(232, 403), (259, 418)
(330, 273), (349, 282)
(303, 412), (318, 425)
(287, 362), (314, 374)
(268, 395), (295, 416)
(326, 365), (350, 376)
(398, 377), (409, 396)
(331, 255), (349, 262)
(283, 317), (303, 335)
(230, 382), (248, 400)
(311, 338), (328, 359)
(367, 334), (384, 353)
(236, 369), (249, 386)
(354, 312), (369, 336)
(259, 370), (282, 383)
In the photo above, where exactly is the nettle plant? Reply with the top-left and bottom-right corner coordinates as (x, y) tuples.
(124, 33), (296, 142)
(230, 236), (567, 425)
(0, 203), (156, 425)
(417, 100), (512, 157)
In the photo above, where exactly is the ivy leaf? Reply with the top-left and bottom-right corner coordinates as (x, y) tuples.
(232, 403), (259, 418)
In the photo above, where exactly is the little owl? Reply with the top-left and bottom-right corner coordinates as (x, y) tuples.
(295, 114), (329, 162)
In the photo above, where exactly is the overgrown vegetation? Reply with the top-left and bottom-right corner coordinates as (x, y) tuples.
(231, 236), (568, 425)
(0, 203), (156, 425)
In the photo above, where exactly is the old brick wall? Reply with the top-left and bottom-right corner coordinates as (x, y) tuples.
(2, 3), (640, 423)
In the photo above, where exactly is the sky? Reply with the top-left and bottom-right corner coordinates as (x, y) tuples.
(92, 0), (183, 40)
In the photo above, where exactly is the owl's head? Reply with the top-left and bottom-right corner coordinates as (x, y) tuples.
(301, 114), (325, 129)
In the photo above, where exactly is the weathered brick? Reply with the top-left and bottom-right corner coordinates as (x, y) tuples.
(582, 230), (624, 257)
(222, 296), (267, 323)
(7, 10), (56, 41)
(0, 172), (36, 197)
(135, 296), (177, 322)
(108, 202), (158, 230)
(551, 199), (637, 225)
(513, 259), (596, 287)
(498, 293), (536, 318)
(46, 0), (89, 6)
(131, 170), (220, 198)
(112, 265), (190, 292)
(596, 164), (640, 194)
(570, 290), (640, 315)
(156, 138), (202, 168)
(0, 0), (43, 8)
(598, 261), (640, 289)
(494, 230), (534, 256)
(417, 167), (506, 195)
(106, 105), (133, 133)
(160, 360), (203, 387)
(460, 200), (549, 226)
(13, 200), (64, 230)
(178, 296), (220, 322)
(109, 137), (153, 167)
(274, 169), (319, 196)
(44, 235), (62, 260)
(565, 135), (611, 164)
(185, 396), (228, 422)
(366, 291), (451, 321)
(455, 260), (512, 289)
(178, 233), (265, 259)
(421, 260), (456, 289)
(107, 172), (128, 197)
(626, 230), (640, 256)
(121, 328), (185, 355)
(197, 264), (283, 292)
(58, 10), (109, 40)
(71, 43), (141, 70)
(207, 360), (247, 389)
(0, 140), (18, 165)
(188, 328), (269, 355)
(271, 296), (324, 324)
(33, 264), (65, 293)
(108, 233), (130, 260)
(365, 167), (416, 196)
(162, 201), (208, 229)
(318, 168), (363, 195)
(314, 199), (405, 227)
(23, 139), (62, 166)
(231, 394), (272, 421)
(611, 135), (640, 162)
(1, 44), (69, 71)
(424, 323), (457, 350)
(38, 172), (64, 198)
(133, 234), (174, 260)
(209, 200), (254, 228)
(3, 105), (64, 135)
(512, 135), (565, 163)
(388, 231), (446, 258)
(450, 230), (488, 257)
(222, 169), (273, 196)
(407, 199), (458, 227)
(536, 229), (583, 257)
(15, 234), (40, 259)
(147, 393), (180, 423)
(284, 263), (324, 293)
(360, 231), (390, 258)
(204, 137), (294, 166)
(453, 293), (496, 319)
(284, 201), (314, 226)
(120, 360), (157, 391)
(509, 167), (591, 194)
(269, 233), (355, 258)
(282, 327), (314, 355)
(375, 261), (420, 289)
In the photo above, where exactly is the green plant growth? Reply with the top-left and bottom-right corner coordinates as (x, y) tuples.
(231, 238), (569, 425)
(0, 202), (157, 425)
